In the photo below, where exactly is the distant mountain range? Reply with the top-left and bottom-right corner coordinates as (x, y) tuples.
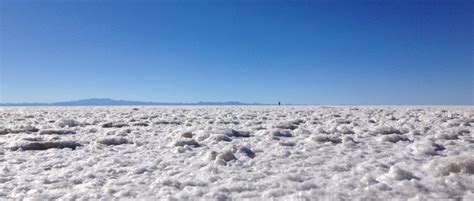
(0, 98), (266, 106)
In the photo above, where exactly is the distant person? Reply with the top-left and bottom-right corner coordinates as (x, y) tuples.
(278, 102), (281, 106)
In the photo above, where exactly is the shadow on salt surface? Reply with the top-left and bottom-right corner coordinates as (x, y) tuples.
(425, 155), (474, 176)
(39, 129), (76, 135)
(9, 141), (82, 151)
(97, 137), (131, 146)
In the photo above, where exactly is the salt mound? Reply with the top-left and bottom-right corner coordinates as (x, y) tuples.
(341, 136), (357, 145)
(379, 166), (417, 181)
(425, 155), (474, 176)
(434, 128), (469, 140)
(434, 132), (459, 140)
(273, 122), (298, 130)
(311, 134), (342, 144)
(378, 134), (409, 143)
(215, 150), (237, 165)
(336, 125), (355, 134)
(174, 139), (200, 147)
(408, 139), (445, 156)
(206, 145), (254, 164)
(371, 126), (403, 135)
(116, 128), (132, 136)
(331, 118), (351, 124)
(55, 119), (81, 128)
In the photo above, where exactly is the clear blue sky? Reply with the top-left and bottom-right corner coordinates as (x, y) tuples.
(1, 0), (473, 104)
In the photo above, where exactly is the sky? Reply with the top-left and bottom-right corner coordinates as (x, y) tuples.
(1, 0), (473, 105)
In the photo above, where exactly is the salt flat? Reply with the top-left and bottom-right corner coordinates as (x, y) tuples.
(0, 106), (473, 200)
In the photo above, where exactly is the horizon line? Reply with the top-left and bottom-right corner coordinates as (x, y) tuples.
(0, 98), (472, 106)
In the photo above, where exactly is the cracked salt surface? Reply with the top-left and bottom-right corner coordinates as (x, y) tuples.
(0, 106), (473, 200)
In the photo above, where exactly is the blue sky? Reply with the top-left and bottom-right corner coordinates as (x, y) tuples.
(1, 1), (473, 104)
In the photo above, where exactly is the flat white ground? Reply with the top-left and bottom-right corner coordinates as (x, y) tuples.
(0, 106), (473, 200)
